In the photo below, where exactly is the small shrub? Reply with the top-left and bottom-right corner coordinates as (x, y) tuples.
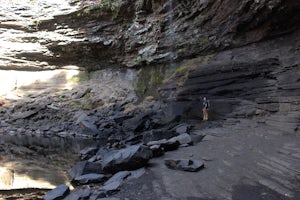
(174, 66), (189, 76)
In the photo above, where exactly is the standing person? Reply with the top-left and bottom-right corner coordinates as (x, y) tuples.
(202, 97), (210, 121)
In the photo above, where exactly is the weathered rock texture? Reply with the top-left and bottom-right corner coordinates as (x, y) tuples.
(160, 28), (300, 133)
(1, 0), (299, 136)
(1, 0), (299, 69)
(0, 0), (299, 150)
(1, 1), (300, 199)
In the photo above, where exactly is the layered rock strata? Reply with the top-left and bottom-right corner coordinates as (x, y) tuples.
(159, 29), (300, 135)
(1, 0), (299, 69)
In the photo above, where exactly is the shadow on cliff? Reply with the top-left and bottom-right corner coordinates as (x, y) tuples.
(159, 28), (300, 130)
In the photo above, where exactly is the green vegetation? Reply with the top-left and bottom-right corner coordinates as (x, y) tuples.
(69, 99), (93, 110)
(77, 0), (121, 20)
(133, 66), (165, 98)
(55, 93), (66, 102)
(198, 36), (209, 47)
(166, 54), (216, 87)
(67, 71), (90, 84)
(196, 54), (215, 65)
(68, 55), (214, 104)
(133, 69), (148, 96)
(169, 66), (191, 86)
(150, 66), (165, 88)
(77, 0), (112, 18)
(174, 66), (189, 76)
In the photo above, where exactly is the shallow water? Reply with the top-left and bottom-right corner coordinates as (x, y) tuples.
(0, 134), (102, 190)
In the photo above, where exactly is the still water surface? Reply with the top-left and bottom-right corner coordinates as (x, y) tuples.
(0, 134), (101, 190)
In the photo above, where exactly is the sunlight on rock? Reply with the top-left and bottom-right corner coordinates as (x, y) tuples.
(12, 173), (57, 189)
(0, 0), (81, 70)
(0, 166), (58, 190)
(0, 69), (80, 99)
(0, 167), (14, 189)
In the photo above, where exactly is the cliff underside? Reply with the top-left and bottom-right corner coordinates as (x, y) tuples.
(0, 0), (300, 199)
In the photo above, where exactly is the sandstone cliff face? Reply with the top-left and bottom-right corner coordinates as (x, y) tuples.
(1, 0), (299, 69)
(160, 29), (300, 130)
(0, 0), (299, 133)
(38, 0), (300, 68)
(1, 3), (299, 198)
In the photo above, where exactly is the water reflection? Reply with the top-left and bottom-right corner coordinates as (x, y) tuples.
(0, 134), (102, 190)
(0, 134), (99, 154)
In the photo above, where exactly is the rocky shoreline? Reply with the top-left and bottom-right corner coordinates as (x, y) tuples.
(0, 0), (299, 199)
(0, 29), (299, 199)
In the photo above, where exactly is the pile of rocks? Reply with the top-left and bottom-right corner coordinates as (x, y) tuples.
(44, 122), (205, 200)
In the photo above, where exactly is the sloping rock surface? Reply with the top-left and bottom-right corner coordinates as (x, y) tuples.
(68, 161), (103, 180)
(101, 145), (153, 173)
(159, 29), (300, 130)
(44, 184), (69, 200)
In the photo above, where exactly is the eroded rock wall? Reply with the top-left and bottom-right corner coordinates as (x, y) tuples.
(159, 29), (300, 134)
(0, 0), (299, 134)
(42, 0), (300, 68)
(1, 0), (299, 69)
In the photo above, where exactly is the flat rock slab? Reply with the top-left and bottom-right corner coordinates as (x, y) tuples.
(147, 139), (180, 152)
(103, 171), (131, 187)
(12, 110), (39, 120)
(73, 173), (106, 185)
(68, 161), (103, 180)
(164, 159), (204, 172)
(64, 189), (91, 200)
(175, 123), (191, 134)
(169, 133), (193, 145)
(44, 184), (69, 200)
(101, 145), (152, 173)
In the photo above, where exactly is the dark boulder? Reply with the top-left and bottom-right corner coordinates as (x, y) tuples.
(73, 173), (106, 185)
(191, 134), (206, 144)
(147, 139), (180, 152)
(174, 123), (192, 134)
(164, 159), (204, 172)
(149, 144), (165, 157)
(64, 189), (91, 200)
(80, 147), (99, 160)
(103, 171), (130, 186)
(101, 145), (152, 173)
(68, 161), (102, 180)
(124, 134), (143, 145)
(110, 113), (134, 124)
(44, 184), (69, 200)
(101, 171), (131, 192)
(142, 128), (179, 144)
(169, 133), (193, 146)
(94, 148), (116, 162)
(127, 168), (146, 180)
(150, 115), (182, 129)
(89, 191), (107, 200)
(79, 120), (99, 135)
(122, 111), (155, 133)
(75, 112), (99, 135)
